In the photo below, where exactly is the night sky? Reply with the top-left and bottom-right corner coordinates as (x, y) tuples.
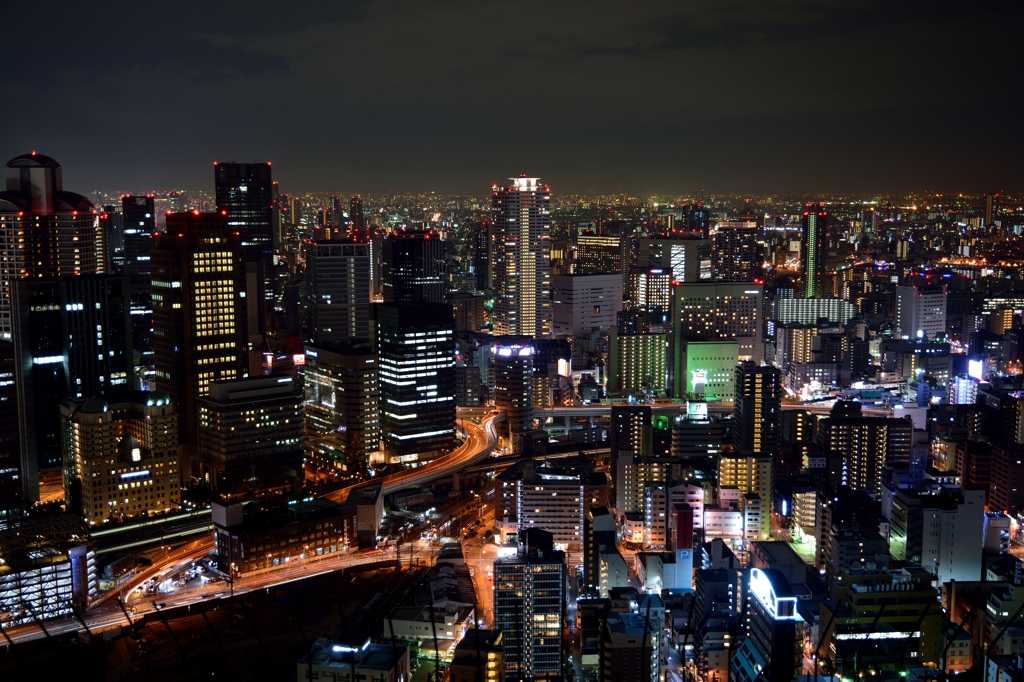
(3, 1), (1021, 196)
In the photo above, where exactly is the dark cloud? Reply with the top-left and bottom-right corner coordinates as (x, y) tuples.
(1, 0), (1021, 196)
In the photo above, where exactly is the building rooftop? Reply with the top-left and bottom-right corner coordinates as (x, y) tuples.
(299, 638), (407, 672)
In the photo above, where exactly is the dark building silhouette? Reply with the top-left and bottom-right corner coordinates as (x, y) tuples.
(121, 195), (155, 277)
(381, 231), (446, 304)
(733, 361), (781, 456)
(0, 340), (21, 521)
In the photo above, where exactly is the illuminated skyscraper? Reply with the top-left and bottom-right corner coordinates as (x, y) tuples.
(374, 302), (455, 465)
(733, 361), (781, 456)
(349, 195), (365, 233)
(895, 284), (947, 340)
(492, 341), (534, 439)
(0, 153), (102, 341)
(0, 340), (22, 520)
(800, 204), (827, 298)
(151, 212), (251, 471)
(492, 176), (551, 337)
(305, 239), (371, 345)
(472, 220), (494, 292)
(214, 162), (274, 328)
(121, 195), (155, 277)
(712, 220), (761, 282)
(671, 281), (764, 363)
(381, 231), (446, 304)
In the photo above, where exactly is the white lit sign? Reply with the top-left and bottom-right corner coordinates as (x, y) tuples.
(749, 568), (797, 620)
(686, 401), (708, 419)
(835, 631), (920, 641)
(120, 470), (150, 480)
(968, 359), (983, 380)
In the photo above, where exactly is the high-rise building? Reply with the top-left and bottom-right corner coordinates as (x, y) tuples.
(492, 341), (534, 439)
(305, 240), (371, 345)
(712, 220), (761, 282)
(493, 529), (566, 682)
(381, 231), (446, 304)
(349, 195), (365, 233)
(637, 235), (712, 283)
(889, 485), (984, 584)
(303, 344), (380, 474)
(120, 195), (155, 277)
(214, 162), (274, 326)
(801, 204), (827, 298)
(572, 233), (625, 275)
(0, 340), (21, 521)
(674, 339), (739, 402)
(816, 404), (912, 495)
(151, 212), (251, 469)
(672, 282), (764, 363)
(610, 405), (652, 505)
(100, 206), (124, 275)
(492, 177), (551, 337)
(197, 376), (303, 497)
(731, 568), (799, 682)
(472, 220), (494, 292)
(60, 391), (180, 525)
(607, 329), (668, 398)
(374, 302), (455, 465)
(12, 275), (133, 502)
(773, 298), (857, 327)
(733, 362), (781, 456)
(895, 284), (947, 340)
(550, 273), (622, 336)
(625, 267), (672, 321)
(719, 454), (774, 540)
(0, 153), (102, 341)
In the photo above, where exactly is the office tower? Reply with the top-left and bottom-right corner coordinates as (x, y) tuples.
(0, 340), (21, 521)
(773, 298), (857, 326)
(197, 376), (303, 497)
(689, 202), (710, 237)
(731, 568), (799, 682)
(985, 192), (999, 226)
(495, 458), (607, 552)
(610, 405), (652, 504)
(733, 361), (781, 456)
(492, 341), (534, 439)
(448, 293), (486, 332)
(381, 231), (446, 304)
(801, 204), (827, 298)
(672, 406), (725, 480)
(0, 515), (95, 628)
(492, 176), (551, 337)
(60, 391), (180, 525)
(672, 282), (764, 364)
(607, 328), (668, 397)
(305, 240), (371, 345)
(816, 404), (912, 496)
(472, 220), (494, 292)
(151, 212), (250, 466)
(374, 302), (455, 465)
(550, 273), (622, 336)
(895, 284), (947, 340)
(637, 236), (712, 283)
(120, 195), (155, 276)
(493, 529), (566, 682)
(674, 339), (738, 401)
(349, 195), (365, 233)
(625, 267), (672, 321)
(303, 344), (380, 473)
(712, 220), (761, 282)
(12, 275), (133, 502)
(889, 485), (984, 583)
(214, 162), (274, 326)
(99, 206), (124, 274)
(819, 570), (941, 676)
(0, 153), (102, 341)
(573, 233), (622, 274)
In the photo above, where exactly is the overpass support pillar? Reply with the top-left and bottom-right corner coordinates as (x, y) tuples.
(588, 415), (594, 428)
(564, 416), (571, 433)
(452, 472), (460, 494)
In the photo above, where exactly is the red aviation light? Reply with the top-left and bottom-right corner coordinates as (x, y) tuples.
(193, 210), (200, 216)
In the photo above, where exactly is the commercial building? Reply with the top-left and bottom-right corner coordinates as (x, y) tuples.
(551, 273), (622, 336)
(584, 506), (617, 594)
(607, 329), (668, 398)
(674, 339), (738, 402)
(374, 302), (456, 465)
(730, 568), (799, 682)
(774, 298), (857, 327)
(816, 403), (912, 496)
(152, 211), (253, 466)
(305, 240), (372, 345)
(573, 233), (626, 275)
(492, 341), (535, 439)
(449, 293), (486, 332)
(381, 231), (446, 304)
(719, 455), (773, 540)
(302, 344), (380, 473)
(472, 220), (494, 291)
(616, 456), (681, 515)
(889, 485), (985, 583)
(0, 514), (96, 629)
(120, 195), (155, 277)
(895, 284), (948, 340)
(12, 274), (133, 501)
(733, 362), (781, 456)
(60, 391), (180, 525)
(599, 606), (661, 682)
(0, 340), (20, 520)
(492, 176), (551, 337)
(298, 638), (410, 682)
(638, 235), (712, 283)
(818, 569), (941, 675)
(672, 281), (764, 366)
(712, 220), (761, 282)
(801, 204), (827, 298)
(450, 629), (504, 682)
(0, 153), (102, 342)
(625, 267), (672, 320)
(197, 376), (304, 497)
(493, 529), (566, 682)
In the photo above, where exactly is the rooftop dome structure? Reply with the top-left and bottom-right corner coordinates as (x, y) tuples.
(80, 397), (110, 414)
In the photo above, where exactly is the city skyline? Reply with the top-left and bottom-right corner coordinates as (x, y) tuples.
(2, 2), (1021, 195)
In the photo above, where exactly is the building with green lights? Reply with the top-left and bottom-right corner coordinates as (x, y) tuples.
(673, 339), (738, 402)
(608, 328), (668, 398)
